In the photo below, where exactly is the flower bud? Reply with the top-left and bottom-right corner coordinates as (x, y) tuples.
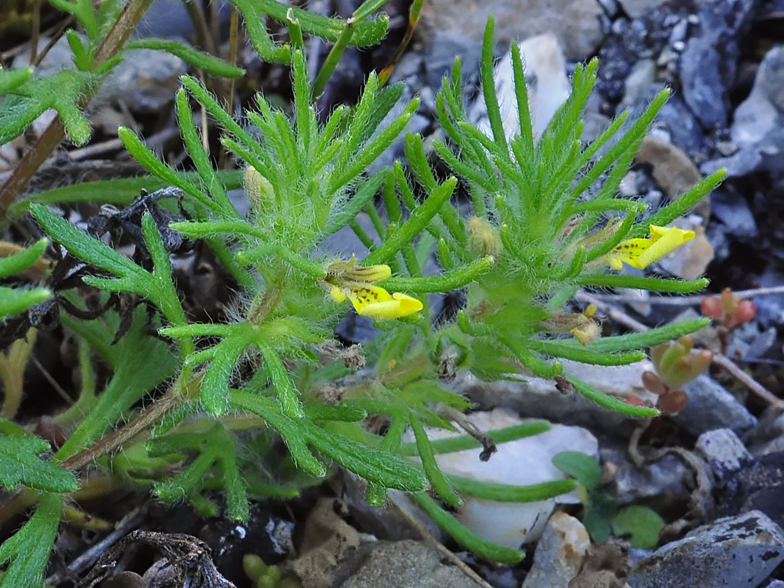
(245, 166), (276, 213)
(468, 217), (502, 257)
(642, 371), (667, 395)
(658, 390), (689, 415)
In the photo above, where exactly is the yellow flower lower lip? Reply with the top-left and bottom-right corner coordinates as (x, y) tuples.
(327, 258), (421, 319)
(331, 285), (422, 319)
(606, 224), (695, 270)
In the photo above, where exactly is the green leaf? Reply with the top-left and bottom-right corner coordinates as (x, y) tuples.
(380, 256), (495, 293)
(576, 274), (709, 293)
(0, 493), (63, 588)
(234, 0), (389, 47)
(567, 375), (659, 418)
(0, 436), (78, 492)
(400, 421), (551, 456)
(413, 493), (524, 564)
(0, 70), (93, 146)
(527, 340), (645, 366)
(148, 422), (249, 522)
(8, 172), (244, 220)
(49, 0), (99, 39)
(55, 308), (179, 461)
(117, 127), (219, 213)
(0, 67), (33, 94)
(0, 287), (51, 320)
(0, 239), (49, 279)
(200, 328), (256, 416)
(229, 391), (427, 492)
(611, 505), (664, 549)
(126, 39), (245, 78)
(583, 504), (612, 543)
(449, 476), (577, 502)
(321, 170), (386, 237)
(409, 415), (461, 506)
(363, 177), (458, 265)
(581, 318), (711, 353)
(31, 204), (144, 279)
(552, 451), (602, 491)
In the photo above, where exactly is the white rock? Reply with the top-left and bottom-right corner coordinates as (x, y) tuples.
(423, 408), (598, 547)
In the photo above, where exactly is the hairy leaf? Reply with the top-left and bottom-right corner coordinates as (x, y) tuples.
(0, 436), (78, 492)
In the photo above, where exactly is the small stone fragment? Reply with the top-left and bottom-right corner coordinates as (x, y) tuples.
(522, 512), (591, 588)
(695, 428), (754, 483)
(568, 543), (631, 588)
(335, 540), (476, 588)
(285, 498), (360, 588)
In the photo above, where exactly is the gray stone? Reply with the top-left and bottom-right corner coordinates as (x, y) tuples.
(710, 189), (758, 239)
(702, 46), (784, 178)
(655, 95), (704, 154)
(757, 47), (784, 113)
(603, 447), (692, 509)
(522, 512), (590, 588)
(335, 540), (477, 588)
(765, 581), (784, 588)
(680, 36), (727, 129)
(421, 31), (483, 90)
(102, 48), (187, 113)
(695, 428), (754, 483)
(746, 328), (778, 362)
(701, 147), (764, 178)
(752, 271), (784, 329)
(628, 510), (784, 588)
(672, 374), (758, 436)
(617, 0), (667, 19)
(419, 0), (603, 62)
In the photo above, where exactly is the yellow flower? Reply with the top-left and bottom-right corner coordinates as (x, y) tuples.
(325, 257), (422, 319)
(606, 224), (695, 270)
(542, 304), (602, 346)
(330, 285), (422, 319)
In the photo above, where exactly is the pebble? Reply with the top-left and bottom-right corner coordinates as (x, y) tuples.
(335, 540), (476, 588)
(627, 510), (784, 588)
(672, 374), (758, 437)
(695, 428), (754, 484)
(521, 512), (591, 588)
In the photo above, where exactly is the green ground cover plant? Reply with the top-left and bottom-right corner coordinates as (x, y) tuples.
(0, 0), (725, 583)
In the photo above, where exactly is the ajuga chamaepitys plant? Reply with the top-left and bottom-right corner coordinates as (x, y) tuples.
(0, 0), (725, 582)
